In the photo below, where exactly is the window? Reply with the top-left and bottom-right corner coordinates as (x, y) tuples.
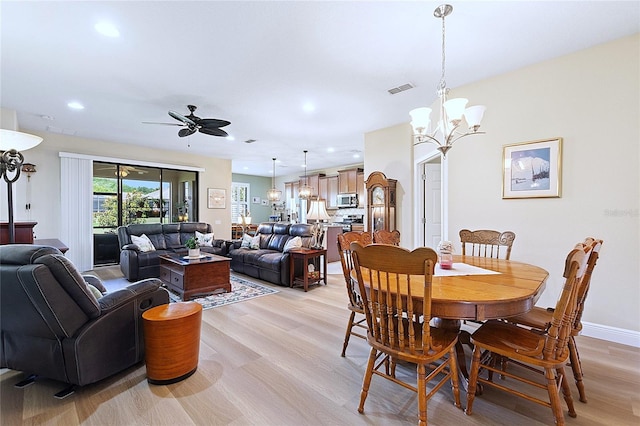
(92, 162), (198, 264)
(231, 182), (250, 222)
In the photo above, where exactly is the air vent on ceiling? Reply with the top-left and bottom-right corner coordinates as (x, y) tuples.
(387, 83), (415, 95)
(244, 139), (257, 144)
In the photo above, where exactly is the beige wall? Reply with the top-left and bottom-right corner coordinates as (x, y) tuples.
(0, 128), (233, 240)
(364, 34), (640, 337)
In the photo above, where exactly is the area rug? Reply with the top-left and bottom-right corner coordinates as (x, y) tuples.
(166, 275), (278, 310)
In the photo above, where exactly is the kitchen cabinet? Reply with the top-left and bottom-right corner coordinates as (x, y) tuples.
(285, 180), (300, 209)
(302, 173), (324, 198)
(318, 176), (328, 202)
(338, 168), (363, 194)
(357, 171), (365, 208)
(327, 176), (338, 209)
(365, 171), (397, 234)
(318, 175), (338, 209)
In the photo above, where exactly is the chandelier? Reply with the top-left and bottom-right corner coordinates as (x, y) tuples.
(298, 150), (313, 200)
(410, 4), (486, 157)
(266, 157), (282, 202)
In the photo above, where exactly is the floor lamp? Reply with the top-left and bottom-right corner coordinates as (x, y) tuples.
(0, 129), (43, 243)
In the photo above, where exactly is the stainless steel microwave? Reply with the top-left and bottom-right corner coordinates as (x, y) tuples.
(337, 193), (358, 208)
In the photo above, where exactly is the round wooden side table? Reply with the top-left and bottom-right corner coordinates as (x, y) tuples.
(142, 301), (202, 384)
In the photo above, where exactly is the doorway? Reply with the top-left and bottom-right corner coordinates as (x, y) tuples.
(417, 155), (442, 248)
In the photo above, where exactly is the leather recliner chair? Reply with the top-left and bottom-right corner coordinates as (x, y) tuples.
(0, 244), (169, 396)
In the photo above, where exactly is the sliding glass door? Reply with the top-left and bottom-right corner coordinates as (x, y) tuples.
(92, 162), (198, 264)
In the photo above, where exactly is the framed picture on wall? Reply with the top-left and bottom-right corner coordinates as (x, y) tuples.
(252, 196), (261, 204)
(261, 199), (269, 206)
(207, 188), (226, 209)
(502, 137), (562, 199)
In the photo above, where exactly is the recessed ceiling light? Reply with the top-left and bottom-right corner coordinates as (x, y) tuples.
(302, 102), (315, 113)
(226, 135), (235, 141)
(327, 147), (335, 153)
(95, 22), (120, 38)
(67, 102), (85, 110)
(353, 153), (360, 159)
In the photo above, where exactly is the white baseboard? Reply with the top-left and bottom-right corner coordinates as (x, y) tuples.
(581, 321), (640, 348)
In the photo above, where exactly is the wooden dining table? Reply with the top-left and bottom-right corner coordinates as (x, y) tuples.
(352, 255), (549, 387)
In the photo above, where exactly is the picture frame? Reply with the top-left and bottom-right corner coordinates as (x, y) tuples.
(502, 137), (562, 199)
(252, 196), (261, 204)
(207, 188), (226, 209)
(261, 199), (269, 206)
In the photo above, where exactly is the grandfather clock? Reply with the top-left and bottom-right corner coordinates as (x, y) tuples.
(365, 171), (397, 234)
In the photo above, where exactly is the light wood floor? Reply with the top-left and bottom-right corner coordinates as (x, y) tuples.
(2, 267), (639, 425)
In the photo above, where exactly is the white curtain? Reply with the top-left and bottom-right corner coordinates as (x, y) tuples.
(60, 156), (93, 272)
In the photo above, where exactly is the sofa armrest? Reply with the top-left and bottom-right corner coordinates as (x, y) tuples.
(98, 278), (165, 313)
(83, 274), (107, 294)
(121, 243), (140, 251)
(228, 239), (242, 250)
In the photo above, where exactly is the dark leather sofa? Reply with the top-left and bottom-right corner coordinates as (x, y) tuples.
(0, 245), (169, 394)
(117, 222), (226, 281)
(228, 222), (313, 286)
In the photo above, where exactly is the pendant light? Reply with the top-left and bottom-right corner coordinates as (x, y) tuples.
(266, 157), (282, 202)
(410, 4), (486, 157)
(298, 150), (313, 200)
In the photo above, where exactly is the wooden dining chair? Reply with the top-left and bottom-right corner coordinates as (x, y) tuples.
(465, 242), (592, 425)
(459, 229), (516, 260)
(506, 237), (603, 403)
(337, 231), (373, 357)
(372, 229), (401, 245)
(351, 243), (461, 425)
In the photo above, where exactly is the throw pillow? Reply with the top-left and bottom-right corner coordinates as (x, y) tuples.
(283, 236), (302, 252)
(195, 230), (214, 247)
(131, 234), (155, 252)
(240, 233), (253, 248)
(87, 284), (104, 299)
(250, 235), (261, 250)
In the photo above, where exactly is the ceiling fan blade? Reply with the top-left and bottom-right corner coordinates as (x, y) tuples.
(178, 128), (197, 137)
(142, 121), (184, 126)
(198, 118), (231, 128)
(199, 127), (229, 137)
(168, 110), (196, 126)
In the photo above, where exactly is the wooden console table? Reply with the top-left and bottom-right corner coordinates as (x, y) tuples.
(34, 238), (69, 254)
(0, 221), (37, 244)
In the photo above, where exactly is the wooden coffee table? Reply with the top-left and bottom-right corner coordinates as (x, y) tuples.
(159, 253), (231, 300)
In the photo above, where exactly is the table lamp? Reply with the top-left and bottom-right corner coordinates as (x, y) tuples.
(306, 199), (331, 249)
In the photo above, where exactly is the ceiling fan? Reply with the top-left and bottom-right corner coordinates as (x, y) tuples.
(143, 105), (230, 138)
(95, 165), (148, 177)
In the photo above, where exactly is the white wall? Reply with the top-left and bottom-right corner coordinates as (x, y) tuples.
(0, 128), (233, 241)
(365, 34), (640, 340)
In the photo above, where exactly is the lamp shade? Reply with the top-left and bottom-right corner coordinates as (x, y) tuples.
(409, 107), (432, 132)
(0, 129), (43, 151)
(307, 200), (331, 221)
(463, 105), (486, 128)
(443, 98), (468, 122)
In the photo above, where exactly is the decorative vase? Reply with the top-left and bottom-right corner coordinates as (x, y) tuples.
(439, 251), (453, 269)
(188, 248), (200, 258)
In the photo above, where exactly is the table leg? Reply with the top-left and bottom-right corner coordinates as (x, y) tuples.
(322, 253), (327, 285)
(432, 318), (475, 393)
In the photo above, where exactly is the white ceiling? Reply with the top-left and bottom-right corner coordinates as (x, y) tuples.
(2, 1), (638, 177)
